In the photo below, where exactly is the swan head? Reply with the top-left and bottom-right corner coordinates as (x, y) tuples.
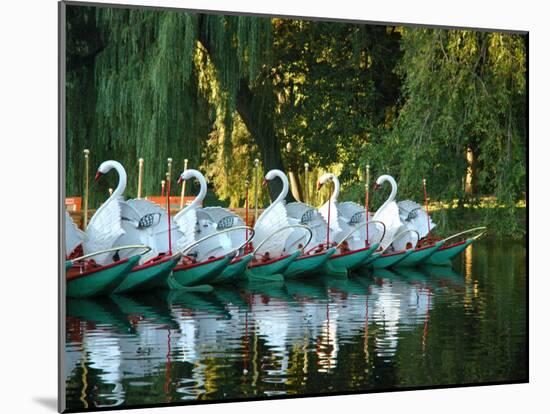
(316, 173), (334, 190)
(177, 168), (202, 185)
(262, 169), (285, 186)
(374, 174), (397, 192)
(95, 160), (120, 181)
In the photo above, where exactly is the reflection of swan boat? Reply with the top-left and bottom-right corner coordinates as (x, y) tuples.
(110, 294), (178, 329)
(167, 291), (229, 316)
(325, 277), (370, 296)
(213, 286), (250, 308)
(240, 279), (292, 300)
(393, 267), (431, 286)
(285, 279), (328, 300)
(66, 297), (131, 331)
(420, 264), (465, 286)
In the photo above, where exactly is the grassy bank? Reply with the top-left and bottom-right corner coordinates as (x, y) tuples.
(429, 206), (526, 240)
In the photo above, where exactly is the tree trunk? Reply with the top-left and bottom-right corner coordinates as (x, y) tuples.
(197, 17), (293, 203)
(288, 169), (303, 201)
(236, 79), (295, 203)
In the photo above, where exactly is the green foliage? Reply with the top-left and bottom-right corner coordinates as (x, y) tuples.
(65, 5), (526, 237)
(365, 29), (526, 237)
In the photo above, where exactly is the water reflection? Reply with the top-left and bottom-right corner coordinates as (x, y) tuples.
(65, 241), (527, 409)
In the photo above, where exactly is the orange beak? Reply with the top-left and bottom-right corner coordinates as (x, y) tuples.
(373, 182), (381, 190)
(94, 171), (103, 182)
(316, 181), (322, 190)
(177, 176), (183, 185)
(262, 178), (268, 187)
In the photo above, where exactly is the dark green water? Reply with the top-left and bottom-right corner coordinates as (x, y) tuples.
(64, 240), (527, 410)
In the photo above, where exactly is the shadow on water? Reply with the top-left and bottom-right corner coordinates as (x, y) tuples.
(63, 239), (527, 410)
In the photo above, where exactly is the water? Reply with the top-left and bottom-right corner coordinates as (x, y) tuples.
(64, 240), (527, 410)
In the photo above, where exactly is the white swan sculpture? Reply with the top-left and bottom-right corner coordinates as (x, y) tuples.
(84, 160), (173, 264)
(117, 197), (179, 263)
(373, 174), (420, 250)
(65, 210), (86, 257)
(174, 169), (248, 261)
(253, 169), (307, 258)
(285, 201), (327, 251)
(83, 160), (128, 264)
(317, 172), (380, 251)
(397, 199), (436, 240)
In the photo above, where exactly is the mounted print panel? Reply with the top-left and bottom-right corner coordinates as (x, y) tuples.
(59, 1), (528, 412)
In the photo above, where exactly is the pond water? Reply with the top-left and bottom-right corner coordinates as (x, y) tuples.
(64, 240), (527, 411)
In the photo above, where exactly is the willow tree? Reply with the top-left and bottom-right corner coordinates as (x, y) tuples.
(354, 28), (526, 236)
(65, 4), (285, 206)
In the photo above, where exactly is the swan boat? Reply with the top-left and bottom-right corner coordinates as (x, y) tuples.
(65, 191), (154, 298)
(256, 170), (337, 279)
(169, 169), (254, 289)
(365, 175), (448, 269)
(316, 173), (381, 277)
(244, 170), (314, 281)
(72, 161), (183, 294)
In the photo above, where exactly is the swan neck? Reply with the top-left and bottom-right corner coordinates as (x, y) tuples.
(262, 171), (289, 219)
(94, 161), (126, 218)
(378, 176), (397, 212)
(175, 171), (206, 219)
(111, 162), (127, 199)
(330, 175), (340, 203)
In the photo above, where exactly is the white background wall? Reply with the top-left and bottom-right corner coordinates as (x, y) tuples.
(0, 0), (543, 413)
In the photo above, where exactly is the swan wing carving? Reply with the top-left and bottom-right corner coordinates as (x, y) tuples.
(198, 207), (248, 257)
(254, 201), (292, 257)
(83, 196), (125, 264)
(339, 201), (367, 225)
(65, 210), (87, 257)
(118, 199), (180, 261)
(373, 200), (403, 250)
(397, 200), (436, 239)
(286, 202), (327, 247)
(174, 207), (197, 253)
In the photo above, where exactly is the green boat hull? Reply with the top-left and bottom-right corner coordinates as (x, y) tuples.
(370, 249), (413, 269)
(244, 251), (300, 282)
(214, 254), (253, 284)
(66, 255), (140, 298)
(394, 241), (445, 268)
(362, 251), (382, 266)
(283, 248), (336, 279)
(322, 244), (378, 277)
(425, 239), (474, 266)
(114, 256), (178, 294)
(171, 255), (231, 287)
